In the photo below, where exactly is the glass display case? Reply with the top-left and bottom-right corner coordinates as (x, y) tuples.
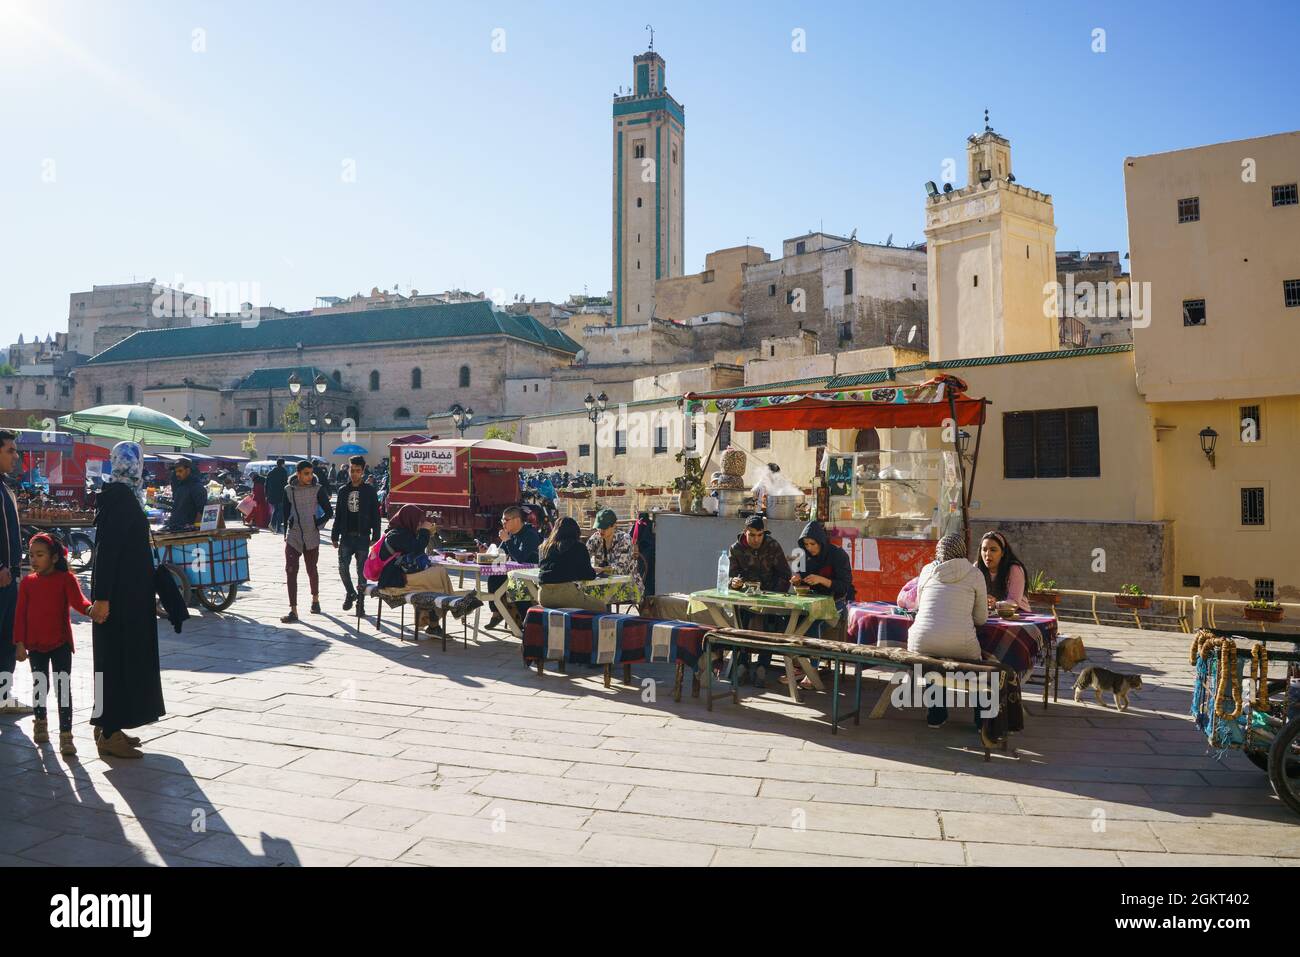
(825, 448), (964, 541)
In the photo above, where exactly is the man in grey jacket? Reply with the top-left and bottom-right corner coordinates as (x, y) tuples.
(282, 460), (334, 623)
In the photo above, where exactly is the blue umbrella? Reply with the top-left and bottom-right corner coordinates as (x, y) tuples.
(332, 443), (369, 456)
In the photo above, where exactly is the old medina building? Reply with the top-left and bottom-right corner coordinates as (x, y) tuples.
(522, 125), (1300, 606)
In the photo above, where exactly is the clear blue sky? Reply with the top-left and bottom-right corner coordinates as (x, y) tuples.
(1, 0), (1295, 345)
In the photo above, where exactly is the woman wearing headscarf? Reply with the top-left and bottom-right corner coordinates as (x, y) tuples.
(537, 517), (604, 612)
(974, 530), (1030, 613)
(249, 473), (272, 529)
(373, 505), (455, 595)
(90, 442), (165, 759)
(906, 533), (988, 728)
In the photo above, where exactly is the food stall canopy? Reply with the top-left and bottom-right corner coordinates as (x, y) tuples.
(683, 374), (987, 431)
(389, 433), (432, 446)
(403, 438), (568, 469)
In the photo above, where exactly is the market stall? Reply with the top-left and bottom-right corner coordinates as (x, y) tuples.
(15, 429), (110, 507)
(679, 374), (989, 603)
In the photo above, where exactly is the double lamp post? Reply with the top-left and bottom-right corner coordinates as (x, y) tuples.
(583, 391), (608, 504)
(288, 372), (331, 462)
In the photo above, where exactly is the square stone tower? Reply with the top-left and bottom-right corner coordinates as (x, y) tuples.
(923, 122), (1058, 360)
(612, 47), (685, 326)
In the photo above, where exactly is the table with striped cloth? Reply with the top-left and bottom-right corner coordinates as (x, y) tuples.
(846, 601), (1054, 676)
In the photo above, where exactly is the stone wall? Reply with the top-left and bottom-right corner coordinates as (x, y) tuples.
(970, 518), (1174, 596)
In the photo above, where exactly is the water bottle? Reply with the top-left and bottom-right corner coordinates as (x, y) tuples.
(717, 550), (730, 593)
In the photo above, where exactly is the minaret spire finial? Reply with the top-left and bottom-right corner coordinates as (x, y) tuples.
(646, 24), (654, 50)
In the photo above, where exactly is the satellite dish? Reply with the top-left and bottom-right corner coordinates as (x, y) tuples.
(907, 325), (918, 343)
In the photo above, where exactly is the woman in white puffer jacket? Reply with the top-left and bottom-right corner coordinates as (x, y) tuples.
(907, 534), (988, 661)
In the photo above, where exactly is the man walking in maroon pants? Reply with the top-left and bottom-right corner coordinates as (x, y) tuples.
(282, 460), (333, 623)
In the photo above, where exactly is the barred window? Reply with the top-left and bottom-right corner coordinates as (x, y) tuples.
(1254, 578), (1275, 602)
(752, 430), (771, 450)
(578, 443), (590, 457)
(1272, 183), (1298, 207)
(1284, 279), (1300, 308)
(719, 421), (731, 449)
(1182, 299), (1206, 326)
(1003, 407), (1100, 479)
(1240, 404), (1261, 442)
(614, 430), (627, 455)
(1241, 487), (1265, 526)
(1177, 196), (1200, 223)
(806, 429), (827, 448)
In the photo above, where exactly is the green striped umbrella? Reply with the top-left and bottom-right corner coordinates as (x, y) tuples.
(57, 405), (212, 449)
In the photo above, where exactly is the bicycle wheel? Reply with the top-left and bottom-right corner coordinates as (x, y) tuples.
(196, 583), (237, 612)
(1268, 716), (1300, 816)
(68, 533), (95, 572)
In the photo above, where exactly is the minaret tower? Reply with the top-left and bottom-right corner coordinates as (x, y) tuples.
(611, 31), (685, 325)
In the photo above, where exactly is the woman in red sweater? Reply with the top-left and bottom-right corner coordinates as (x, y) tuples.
(13, 533), (94, 756)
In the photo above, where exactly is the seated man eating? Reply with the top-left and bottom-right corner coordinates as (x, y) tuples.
(726, 514), (792, 688)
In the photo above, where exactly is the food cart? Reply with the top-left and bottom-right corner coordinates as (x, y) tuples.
(15, 429), (111, 507)
(680, 374), (988, 601)
(384, 438), (566, 543)
(152, 525), (255, 612)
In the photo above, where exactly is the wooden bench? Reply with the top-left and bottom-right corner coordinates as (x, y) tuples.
(703, 628), (1020, 757)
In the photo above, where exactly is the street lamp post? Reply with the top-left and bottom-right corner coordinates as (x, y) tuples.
(583, 391), (608, 505)
(182, 414), (206, 454)
(450, 404), (475, 438)
(289, 372), (330, 461)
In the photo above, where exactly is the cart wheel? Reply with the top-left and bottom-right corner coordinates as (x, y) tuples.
(1267, 716), (1300, 816)
(196, 584), (238, 612)
(156, 564), (190, 617)
(68, 533), (95, 572)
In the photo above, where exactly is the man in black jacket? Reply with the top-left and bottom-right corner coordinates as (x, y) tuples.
(486, 505), (541, 630)
(266, 458), (289, 534)
(165, 458), (209, 531)
(331, 456), (381, 614)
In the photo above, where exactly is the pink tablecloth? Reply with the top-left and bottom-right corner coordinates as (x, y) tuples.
(433, 557), (537, 575)
(847, 600), (1054, 674)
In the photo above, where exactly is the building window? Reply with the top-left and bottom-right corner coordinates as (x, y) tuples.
(615, 430), (627, 455)
(1177, 196), (1200, 223)
(411, 368), (422, 389)
(333, 369), (342, 383)
(125, 385), (134, 403)
(701, 270), (715, 284)
(844, 268), (854, 295)
(60, 385), (69, 397)
(768, 284), (776, 297)
(973, 274), (979, 287)
(1241, 487), (1265, 526)
(246, 409), (258, 428)
(653, 427), (668, 454)
(1284, 279), (1300, 308)
(534, 384), (539, 392)
(459, 365), (470, 388)
(752, 430), (771, 450)
(3, 385), (10, 395)
(807, 429), (827, 448)
(795, 241), (806, 255)
(1003, 407), (1101, 479)
(633, 140), (645, 159)
(1240, 404), (1262, 442)
(95, 386), (103, 404)
(1255, 578), (1275, 602)
(785, 290), (795, 305)
(347, 404), (360, 425)
(719, 421), (732, 449)
(369, 370), (380, 391)
(636, 197), (642, 208)
(838, 321), (853, 343)
(395, 407), (410, 419)
(578, 443), (590, 457)
(1272, 183), (1298, 207)
(1182, 299), (1206, 326)
(35, 383), (45, 396)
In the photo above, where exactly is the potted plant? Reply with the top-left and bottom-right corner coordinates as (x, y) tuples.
(672, 452), (705, 513)
(1114, 584), (1151, 610)
(1243, 600), (1284, 623)
(1026, 570), (1060, 606)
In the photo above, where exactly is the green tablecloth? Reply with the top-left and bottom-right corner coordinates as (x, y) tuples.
(506, 568), (644, 606)
(687, 588), (841, 623)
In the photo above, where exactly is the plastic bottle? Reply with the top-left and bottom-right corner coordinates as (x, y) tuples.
(717, 550), (730, 592)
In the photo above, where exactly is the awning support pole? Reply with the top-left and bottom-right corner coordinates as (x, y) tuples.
(948, 393), (971, 549)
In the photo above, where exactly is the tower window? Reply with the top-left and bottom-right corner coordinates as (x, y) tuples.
(1182, 299), (1206, 326)
(459, 365), (471, 388)
(672, 145), (678, 163)
(1284, 279), (1300, 308)
(1271, 183), (1297, 207)
(633, 140), (646, 159)
(795, 241), (807, 255)
(973, 275), (979, 287)
(1177, 197), (1200, 223)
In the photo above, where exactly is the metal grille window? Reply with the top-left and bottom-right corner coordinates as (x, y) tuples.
(718, 421), (732, 449)
(1240, 405), (1262, 441)
(806, 429), (827, 448)
(844, 268), (854, 295)
(1284, 279), (1300, 308)
(1254, 578), (1275, 602)
(578, 443), (590, 457)
(614, 430), (627, 455)
(752, 430), (771, 450)
(1182, 299), (1206, 326)
(1241, 487), (1265, 526)
(1177, 196), (1200, 223)
(1003, 407), (1100, 478)
(1272, 183), (1298, 206)
(653, 427), (668, 454)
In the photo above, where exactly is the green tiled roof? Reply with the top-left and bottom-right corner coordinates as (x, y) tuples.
(84, 300), (582, 366)
(235, 366), (349, 393)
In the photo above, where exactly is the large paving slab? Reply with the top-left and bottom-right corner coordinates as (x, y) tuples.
(1, 531), (1295, 866)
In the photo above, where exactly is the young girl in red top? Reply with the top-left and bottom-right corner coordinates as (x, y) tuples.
(13, 533), (93, 756)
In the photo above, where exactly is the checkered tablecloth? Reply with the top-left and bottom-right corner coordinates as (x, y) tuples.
(521, 607), (707, 669)
(506, 569), (643, 607)
(433, 557), (537, 575)
(846, 600), (1053, 674)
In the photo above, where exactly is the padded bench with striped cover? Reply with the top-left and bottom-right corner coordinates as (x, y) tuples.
(521, 607), (710, 700)
(362, 585), (482, 649)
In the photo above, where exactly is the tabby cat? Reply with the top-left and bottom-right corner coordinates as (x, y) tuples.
(1072, 665), (1142, 711)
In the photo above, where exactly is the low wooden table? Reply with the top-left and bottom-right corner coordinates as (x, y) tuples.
(433, 557), (535, 637)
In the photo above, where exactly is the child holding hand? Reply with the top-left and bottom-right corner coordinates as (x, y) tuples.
(13, 533), (94, 756)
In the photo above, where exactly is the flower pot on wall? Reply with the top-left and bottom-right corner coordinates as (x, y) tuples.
(1027, 591), (1060, 607)
(1114, 595), (1151, 610)
(1243, 605), (1284, 623)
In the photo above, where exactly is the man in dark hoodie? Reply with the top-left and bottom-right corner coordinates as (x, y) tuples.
(164, 457), (209, 531)
(331, 455), (381, 616)
(266, 458), (289, 534)
(727, 514), (793, 688)
(792, 519), (856, 617)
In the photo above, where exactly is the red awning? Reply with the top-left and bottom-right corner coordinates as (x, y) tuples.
(735, 396), (986, 431)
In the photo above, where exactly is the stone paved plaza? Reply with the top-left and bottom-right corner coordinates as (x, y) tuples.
(1, 531), (1297, 867)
